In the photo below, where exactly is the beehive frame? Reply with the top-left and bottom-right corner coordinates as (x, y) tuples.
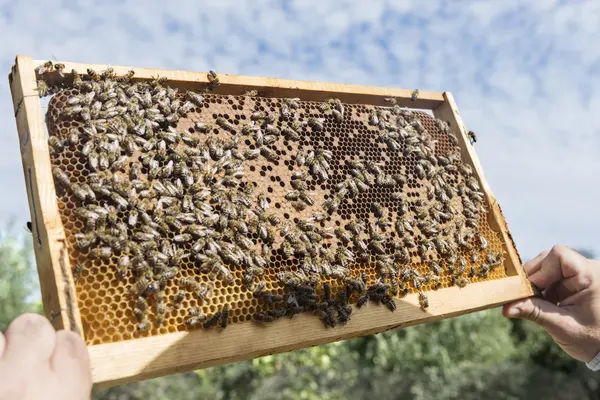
(8, 55), (533, 388)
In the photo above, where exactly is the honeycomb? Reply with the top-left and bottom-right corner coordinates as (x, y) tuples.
(40, 69), (508, 346)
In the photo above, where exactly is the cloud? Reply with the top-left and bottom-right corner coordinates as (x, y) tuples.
(0, 0), (599, 259)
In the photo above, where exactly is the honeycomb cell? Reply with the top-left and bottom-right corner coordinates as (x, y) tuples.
(44, 79), (508, 345)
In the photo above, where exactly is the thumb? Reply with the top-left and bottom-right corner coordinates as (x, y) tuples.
(503, 297), (576, 338)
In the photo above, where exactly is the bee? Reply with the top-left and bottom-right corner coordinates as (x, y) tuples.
(155, 292), (170, 325)
(478, 263), (490, 278)
(90, 246), (112, 260)
(116, 69), (135, 82)
(356, 294), (369, 308)
(117, 255), (130, 280)
(35, 61), (54, 75)
(216, 117), (236, 133)
(487, 251), (503, 265)
(186, 315), (207, 328)
(137, 320), (150, 331)
(194, 122), (212, 133)
(36, 80), (50, 97)
(477, 234), (488, 250)
(52, 63), (66, 78)
(455, 277), (469, 288)
(68, 183), (88, 201)
(206, 70), (220, 91)
(132, 277), (155, 297)
(368, 110), (379, 125)
(254, 312), (275, 323)
(186, 91), (205, 106)
(203, 311), (223, 329)
(468, 131), (477, 144)
(260, 147), (279, 162)
(442, 131), (459, 146)
(87, 68), (100, 81)
(71, 69), (82, 87)
(323, 196), (341, 214)
(133, 305), (147, 323)
(418, 292), (429, 310)
(52, 167), (70, 188)
(282, 126), (300, 141)
(411, 89), (419, 102)
(221, 305), (229, 329)
(307, 117), (324, 131)
(72, 262), (85, 281)
(371, 202), (385, 218)
(383, 295), (397, 312)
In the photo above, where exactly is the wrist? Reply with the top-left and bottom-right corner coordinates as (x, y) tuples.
(586, 351), (600, 371)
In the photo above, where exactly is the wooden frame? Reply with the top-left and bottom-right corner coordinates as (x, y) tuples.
(8, 55), (533, 389)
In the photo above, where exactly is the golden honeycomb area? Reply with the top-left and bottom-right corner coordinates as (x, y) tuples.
(39, 68), (508, 346)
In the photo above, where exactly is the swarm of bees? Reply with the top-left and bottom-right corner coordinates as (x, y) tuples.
(39, 60), (506, 337)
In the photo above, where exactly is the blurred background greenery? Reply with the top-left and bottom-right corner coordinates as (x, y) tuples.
(1, 226), (598, 400)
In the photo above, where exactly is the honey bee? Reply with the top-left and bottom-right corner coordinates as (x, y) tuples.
(368, 110), (379, 126)
(216, 117), (236, 133)
(36, 80), (51, 97)
(206, 70), (220, 89)
(220, 305), (229, 329)
(35, 61), (54, 75)
(52, 167), (70, 188)
(72, 262), (85, 281)
(306, 117), (324, 131)
(137, 320), (150, 331)
(71, 69), (82, 87)
(455, 277), (469, 288)
(117, 255), (130, 280)
(90, 246), (112, 260)
(186, 315), (207, 328)
(254, 312), (276, 323)
(116, 69), (135, 82)
(282, 126), (300, 141)
(477, 234), (488, 250)
(194, 122), (212, 133)
(411, 89), (419, 102)
(468, 131), (477, 144)
(323, 196), (341, 214)
(259, 147), (279, 162)
(203, 310), (223, 329)
(52, 63), (65, 78)
(356, 294), (369, 308)
(87, 68), (100, 81)
(418, 292), (429, 310)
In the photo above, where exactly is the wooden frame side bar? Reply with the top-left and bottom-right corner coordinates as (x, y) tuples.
(433, 92), (530, 282)
(90, 275), (531, 388)
(8, 55), (83, 335)
(31, 58), (445, 109)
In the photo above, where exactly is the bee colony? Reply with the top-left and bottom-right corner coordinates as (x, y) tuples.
(10, 56), (531, 386)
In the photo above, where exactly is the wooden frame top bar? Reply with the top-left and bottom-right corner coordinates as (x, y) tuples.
(30, 58), (446, 109)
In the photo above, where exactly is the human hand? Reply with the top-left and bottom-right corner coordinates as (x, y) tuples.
(503, 245), (600, 363)
(0, 313), (92, 400)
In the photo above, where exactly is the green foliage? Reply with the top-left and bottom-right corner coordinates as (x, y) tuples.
(2, 230), (600, 399)
(0, 223), (41, 331)
(92, 372), (215, 400)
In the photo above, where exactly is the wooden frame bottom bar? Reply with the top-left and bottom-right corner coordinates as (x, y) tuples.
(91, 276), (529, 388)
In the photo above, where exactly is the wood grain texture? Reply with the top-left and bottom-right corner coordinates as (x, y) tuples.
(8, 55), (83, 335)
(11, 56), (533, 388)
(32, 58), (445, 109)
(90, 276), (530, 388)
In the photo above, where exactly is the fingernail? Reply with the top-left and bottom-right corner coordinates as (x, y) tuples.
(507, 307), (521, 317)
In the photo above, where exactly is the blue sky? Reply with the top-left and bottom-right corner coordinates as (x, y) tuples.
(0, 0), (599, 260)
